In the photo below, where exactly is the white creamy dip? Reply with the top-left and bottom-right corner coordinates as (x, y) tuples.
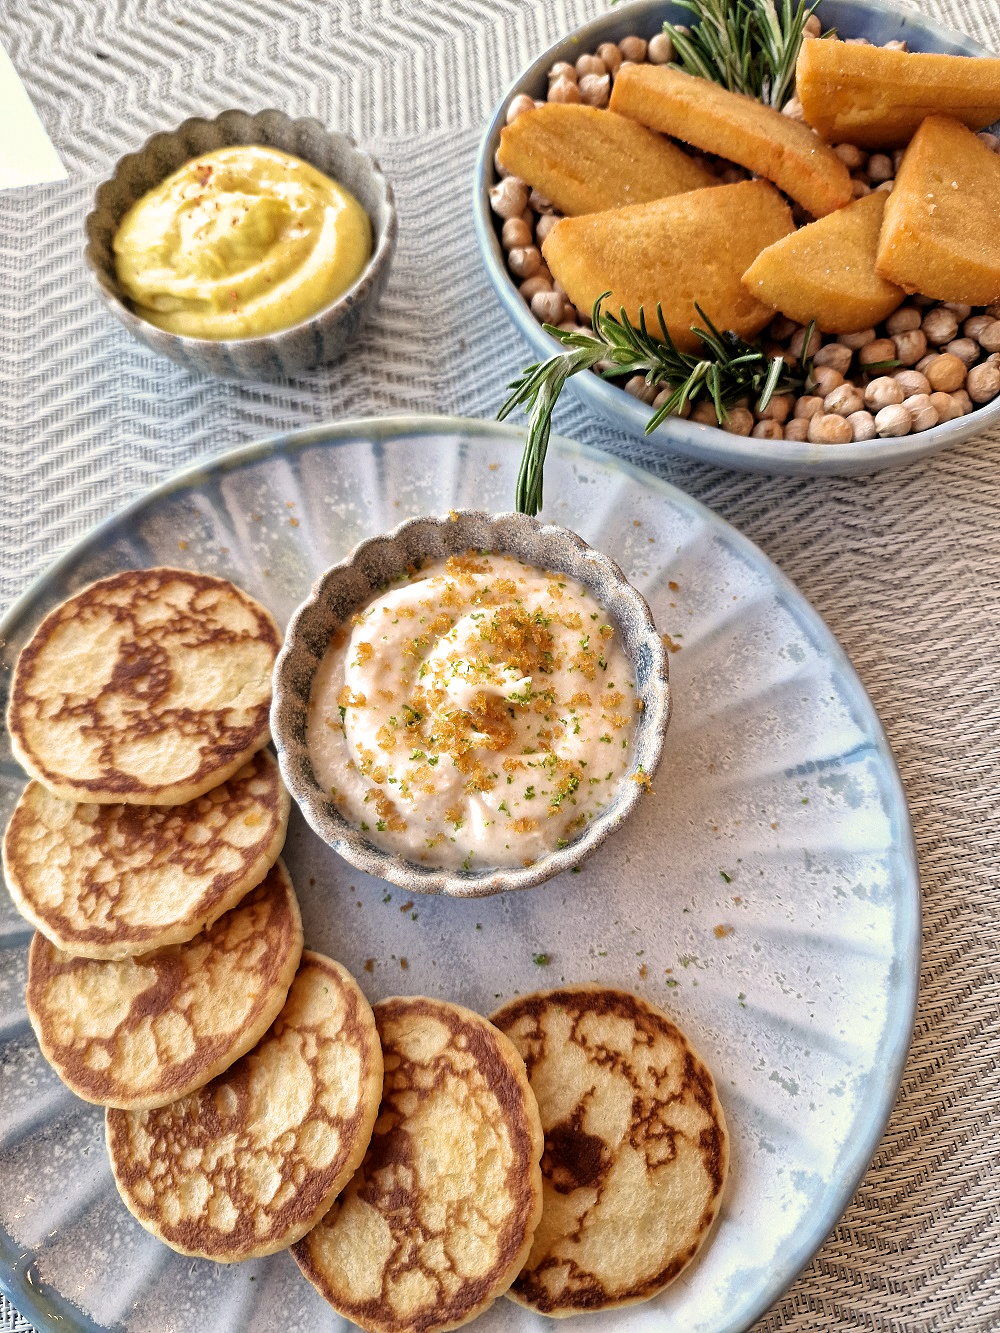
(308, 551), (639, 870)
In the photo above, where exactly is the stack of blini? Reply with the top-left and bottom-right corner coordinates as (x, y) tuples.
(3, 566), (730, 1331)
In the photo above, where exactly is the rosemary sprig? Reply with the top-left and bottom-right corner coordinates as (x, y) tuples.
(498, 295), (813, 516)
(665, 0), (820, 107)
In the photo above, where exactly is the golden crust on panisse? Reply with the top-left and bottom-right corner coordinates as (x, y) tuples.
(6, 567), (281, 806)
(3, 750), (290, 959)
(609, 61), (852, 218)
(293, 996), (544, 1333)
(497, 103), (717, 216)
(875, 115), (1000, 304)
(27, 859), (303, 1109)
(796, 37), (1000, 151)
(106, 951), (383, 1262)
(541, 180), (793, 353)
(490, 985), (729, 1317)
(742, 191), (905, 334)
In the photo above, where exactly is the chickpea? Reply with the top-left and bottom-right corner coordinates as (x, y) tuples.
(529, 188), (554, 213)
(770, 314), (799, 341)
(885, 306), (921, 335)
(929, 391), (964, 423)
(618, 35), (648, 62)
(851, 179), (871, 198)
(520, 275), (552, 301)
(978, 320), (1000, 353)
(690, 400), (721, 425)
(506, 94), (536, 124)
(892, 148), (906, 173)
(625, 375), (659, 405)
(893, 368), (932, 397)
(538, 214), (562, 245)
(838, 327), (877, 350)
(985, 303), (1000, 320)
(652, 388), (690, 417)
(875, 403), (912, 436)
(924, 353), (967, 393)
(811, 365), (844, 397)
(875, 179), (894, 194)
(722, 407), (754, 435)
(920, 307), (960, 345)
(781, 96), (805, 121)
(579, 73), (611, 107)
(756, 392), (792, 423)
(867, 153), (894, 184)
(808, 413), (852, 444)
(813, 343), (853, 374)
(531, 290), (567, 324)
(824, 383), (865, 417)
(752, 419), (784, 440)
(892, 329), (927, 365)
(783, 416), (810, 441)
(793, 394), (824, 419)
(596, 43), (622, 73)
(943, 302), (973, 322)
(501, 217), (532, 251)
(951, 388), (973, 414)
(967, 362), (1000, 402)
(803, 14), (822, 37)
(865, 377), (904, 410)
(901, 393), (939, 432)
(549, 61), (577, 82)
(834, 143), (867, 170)
(963, 314), (994, 341)
(978, 131), (1000, 151)
(859, 337), (897, 368)
(883, 39), (908, 51)
(490, 177), (529, 219)
(790, 326), (822, 359)
(548, 76), (581, 103)
(575, 54), (606, 78)
(648, 32), (675, 64)
(847, 409), (877, 441)
(943, 338), (979, 368)
(508, 245), (542, 279)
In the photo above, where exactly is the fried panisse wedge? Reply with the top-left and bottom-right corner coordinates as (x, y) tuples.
(497, 104), (717, 216)
(797, 38), (1000, 150)
(743, 191), (904, 333)
(876, 115), (1000, 303)
(541, 179), (794, 353)
(609, 63), (851, 217)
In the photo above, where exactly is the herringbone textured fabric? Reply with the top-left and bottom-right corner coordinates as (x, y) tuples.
(2, 1), (1000, 1331)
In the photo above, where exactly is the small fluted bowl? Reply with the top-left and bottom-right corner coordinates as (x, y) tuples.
(85, 108), (397, 381)
(473, 0), (1000, 476)
(271, 510), (671, 897)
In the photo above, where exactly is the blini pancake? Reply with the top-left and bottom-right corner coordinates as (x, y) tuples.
(7, 567), (281, 805)
(106, 951), (383, 1262)
(3, 749), (290, 958)
(491, 985), (729, 1316)
(293, 995), (544, 1333)
(26, 859), (303, 1109)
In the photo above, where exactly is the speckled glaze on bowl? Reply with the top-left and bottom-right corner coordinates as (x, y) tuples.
(84, 109), (397, 381)
(473, 0), (1000, 476)
(271, 509), (670, 897)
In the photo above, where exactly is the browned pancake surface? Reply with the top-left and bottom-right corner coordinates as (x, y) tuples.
(293, 996), (544, 1333)
(106, 951), (383, 1262)
(7, 567), (280, 804)
(27, 859), (303, 1108)
(491, 985), (729, 1315)
(3, 750), (289, 957)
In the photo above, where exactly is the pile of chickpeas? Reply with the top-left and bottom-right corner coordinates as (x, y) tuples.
(490, 20), (1000, 443)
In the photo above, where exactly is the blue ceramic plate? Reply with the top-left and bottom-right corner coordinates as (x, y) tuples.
(473, 0), (999, 475)
(0, 417), (919, 1332)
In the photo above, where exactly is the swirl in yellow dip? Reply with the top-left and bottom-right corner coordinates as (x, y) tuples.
(308, 552), (638, 871)
(113, 145), (372, 339)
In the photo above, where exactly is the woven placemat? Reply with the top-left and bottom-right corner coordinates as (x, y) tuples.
(2, 0), (1000, 1330)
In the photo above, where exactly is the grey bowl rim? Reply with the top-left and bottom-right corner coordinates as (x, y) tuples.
(270, 507), (671, 898)
(83, 107), (398, 353)
(471, 0), (1000, 477)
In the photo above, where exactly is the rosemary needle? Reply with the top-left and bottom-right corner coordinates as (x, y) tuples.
(499, 295), (813, 516)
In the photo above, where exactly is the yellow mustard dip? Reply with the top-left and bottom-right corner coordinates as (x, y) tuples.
(113, 145), (372, 339)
